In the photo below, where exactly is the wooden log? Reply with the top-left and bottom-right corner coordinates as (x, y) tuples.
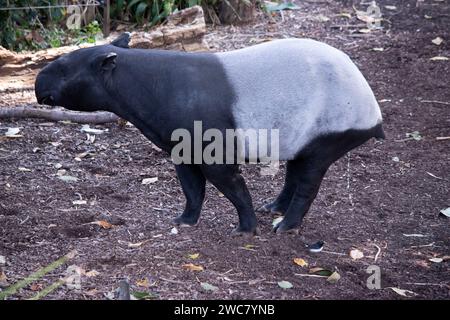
(129, 5), (209, 52)
(0, 106), (120, 124)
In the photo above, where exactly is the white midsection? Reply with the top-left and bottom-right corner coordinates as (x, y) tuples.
(216, 39), (382, 160)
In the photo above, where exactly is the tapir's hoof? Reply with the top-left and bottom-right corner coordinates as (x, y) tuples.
(172, 214), (198, 226)
(273, 221), (299, 235)
(257, 203), (284, 216)
(231, 226), (260, 237)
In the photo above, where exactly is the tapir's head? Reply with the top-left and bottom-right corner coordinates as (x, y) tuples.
(35, 33), (130, 112)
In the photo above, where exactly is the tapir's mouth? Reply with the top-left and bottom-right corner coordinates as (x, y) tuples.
(37, 94), (55, 106)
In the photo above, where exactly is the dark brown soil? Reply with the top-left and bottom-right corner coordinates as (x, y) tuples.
(0, 0), (449, 300)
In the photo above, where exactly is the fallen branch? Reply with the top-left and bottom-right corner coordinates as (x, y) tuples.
(0, 106), (120, 124)
(373, 244), (382, 262)
(420, 100), (450, 106)
(294, 274), (328, 278)
(405, 282), (448, 287)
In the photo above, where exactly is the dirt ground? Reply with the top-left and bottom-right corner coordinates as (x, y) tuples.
(0, 0), (449, 300)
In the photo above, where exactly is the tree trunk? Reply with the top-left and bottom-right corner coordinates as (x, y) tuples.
(218, 0), (256, 24)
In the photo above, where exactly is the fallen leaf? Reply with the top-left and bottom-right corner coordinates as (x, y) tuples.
(406, 131), (422, 141)
(188, 253), (200, 260)
(354, 7), (375, 24)
(182, 263), (204, 272)
(142, 177), (158, 185)
(0, 271), (7, 282)
(201, 282), (218, 292)
(440, 207), (450, 217)
(384, 5), (397, 10)
(415, 260), (429, 268)
(131, 291), (157, 300)
(58, 175), (79, 183)
(80, 125), (107, 134)
(429, 257), (443, 263)
(122, 240), (150, 248)
(309, 267), (333, 277)
(88, 220), (113, 229)
(430, 56), (449, 61)
(358, 28), (372, 34)
(5, 127), (22, 137)
(72, 200), (87, 205)
(85, 270), (100, 277)
(350, 249), (364, 260)
(277, 280), (293, 289)
(313, 14), (330, 22)
(84, 289), (99, 296)
(337, 12), (352, 19)
(431, 37), (443, 45)
(426, 172), (442, 180)
(327, 271), (341, 283)
(293, 258), (308, 267)
(30, 283), (44, 291)
(390, 287), (416, 297)
(136, 278), (150, 288)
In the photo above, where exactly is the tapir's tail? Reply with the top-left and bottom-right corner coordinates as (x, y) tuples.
(373, 123), (386, 140)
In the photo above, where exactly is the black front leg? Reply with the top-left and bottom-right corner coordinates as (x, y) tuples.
(173, 164), (206, 226)
(200, 164), (257, 235)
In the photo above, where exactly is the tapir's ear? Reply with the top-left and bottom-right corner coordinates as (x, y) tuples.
(111, 32), (130, 48)
(100, 52), (117, 71)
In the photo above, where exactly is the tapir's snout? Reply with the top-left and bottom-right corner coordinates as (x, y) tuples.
(36, 93), (55, 105)
(35, 70), (58, 106)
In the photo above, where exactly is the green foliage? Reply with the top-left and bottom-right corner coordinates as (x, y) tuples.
(114, 0), (215, 27)
(0, 1), (104, 51)
(0, 0), (66, 51)
(0, 1), (229, 52)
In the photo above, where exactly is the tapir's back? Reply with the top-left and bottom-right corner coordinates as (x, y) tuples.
(216, 39), (382, 160)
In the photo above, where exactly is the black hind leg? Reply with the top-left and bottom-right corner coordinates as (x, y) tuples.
(258, 161), (297, 215)
(173, 164), (206, 226)
(273, 158), (328, 233)
(273, 125), (382, 233)
(201, 164), (257, 234)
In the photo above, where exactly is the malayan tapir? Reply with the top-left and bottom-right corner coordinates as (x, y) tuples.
(35, 33), (384, 235)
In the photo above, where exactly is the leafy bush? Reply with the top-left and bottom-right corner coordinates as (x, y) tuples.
(111, 0), (217, 26)
(0, 0), (64, 51)
(0, 0), (244, 52)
